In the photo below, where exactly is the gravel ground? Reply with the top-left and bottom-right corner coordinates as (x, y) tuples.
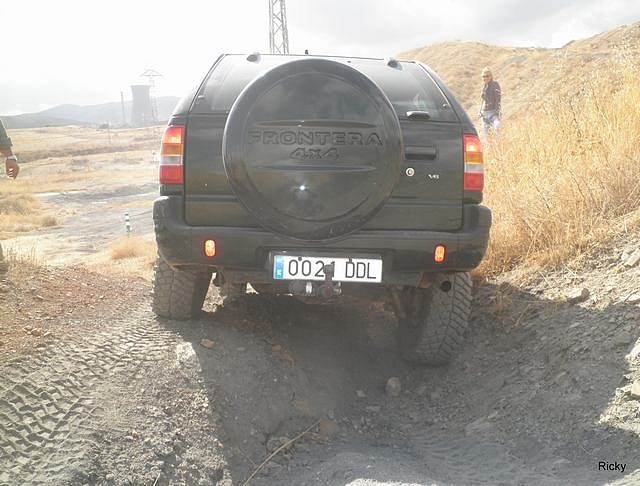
(1, 164), (638, 485)
(0, 242), (639, 485)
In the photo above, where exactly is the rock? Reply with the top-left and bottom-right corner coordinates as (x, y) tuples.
(627, 294), (640, 304)
(154, 442), (174, 457)
(565, 287), (589, 303)
(30, 328), (43, 337)
(630, 381), (640, 399)
(318, 419), (339, 439)
(385, 377), (402, 397)
(175, 342), (199, 370)
(200, 338), (216, 349)
(627, 342), (640, 360)
(613, 332), (634, 347)
(355, 390), (366, 399)
(365, 405), (381, 414)
(624, 249), (640, 267)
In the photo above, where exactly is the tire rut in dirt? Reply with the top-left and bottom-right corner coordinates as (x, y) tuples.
(0, 311), (176, 485)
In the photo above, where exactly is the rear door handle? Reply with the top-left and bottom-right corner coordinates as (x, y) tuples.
(405, 146), (437, 160)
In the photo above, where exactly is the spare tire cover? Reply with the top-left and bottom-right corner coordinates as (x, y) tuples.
(222, 58), (403, 241)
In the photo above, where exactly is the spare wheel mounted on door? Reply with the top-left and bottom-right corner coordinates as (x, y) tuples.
(222, 58), (404, 242)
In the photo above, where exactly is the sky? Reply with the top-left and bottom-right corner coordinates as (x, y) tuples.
(1, 0), (639, 115)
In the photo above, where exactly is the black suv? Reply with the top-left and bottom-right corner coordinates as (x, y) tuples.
(152, 54), (491, 364)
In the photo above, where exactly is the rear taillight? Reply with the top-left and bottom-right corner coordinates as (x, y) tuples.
(159, 125), (185, 184)
(204, 239), (216, 257)
(463, 134), (484, 192)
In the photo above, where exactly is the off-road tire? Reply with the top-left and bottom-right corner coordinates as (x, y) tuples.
(397, 272), (472, 365)
(151, 255), (212, 320)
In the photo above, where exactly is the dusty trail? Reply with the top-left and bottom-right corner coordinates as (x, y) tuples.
(1, 150), (638, 484)
(0, 269), (637, 485)
(3, 169), (157, 265)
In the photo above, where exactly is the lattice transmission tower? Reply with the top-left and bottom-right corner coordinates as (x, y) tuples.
(269, 0), (289, 54)
(141, 68), (162, 123)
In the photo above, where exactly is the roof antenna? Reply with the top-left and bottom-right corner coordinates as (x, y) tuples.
(385, 57), (399, 68)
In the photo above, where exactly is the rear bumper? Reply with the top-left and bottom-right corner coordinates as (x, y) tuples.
(153, 196), (491, 284)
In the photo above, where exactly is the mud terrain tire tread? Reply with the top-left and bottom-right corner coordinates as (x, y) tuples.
(152, 255), (211, 320)
(398, 272), (472, 365)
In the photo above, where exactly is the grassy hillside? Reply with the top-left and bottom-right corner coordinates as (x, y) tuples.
(400, 22), (640, 277)
(482, 58), (640, 275)
(398, 22), (640, 118)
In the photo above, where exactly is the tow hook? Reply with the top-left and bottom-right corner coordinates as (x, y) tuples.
(319, 263), (341, 298)
(287, 263), (342, 298)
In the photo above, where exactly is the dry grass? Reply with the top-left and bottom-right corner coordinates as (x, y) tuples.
(40, 215), (58, 227)
(479, 57), (640, 276)
(102, 235), (157, 279)
(0, 125), (158, 238)
(0, 194), (56, 238)
(110, 235), (156, 262)
(0, 193), (37, 214)
(399, 22), (640, 117)
(9, 126), (161, 163)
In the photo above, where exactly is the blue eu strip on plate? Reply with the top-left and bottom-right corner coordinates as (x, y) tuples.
(274, 255), (285, 279)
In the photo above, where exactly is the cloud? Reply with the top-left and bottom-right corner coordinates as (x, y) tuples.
(1, 0), (638, 113)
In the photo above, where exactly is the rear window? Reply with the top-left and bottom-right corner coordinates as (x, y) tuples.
(194, 55), (458, 122)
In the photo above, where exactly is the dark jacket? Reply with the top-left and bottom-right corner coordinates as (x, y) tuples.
(481, 80), (501, 114)
(0, 119), (11, 151)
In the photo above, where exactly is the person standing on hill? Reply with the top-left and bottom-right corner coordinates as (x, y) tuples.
(0, 118), (19, 274)
(479, 66), (501, 137)
(0, 119), (18, 179)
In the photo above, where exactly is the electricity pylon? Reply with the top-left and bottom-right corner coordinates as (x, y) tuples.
(269, 0), (289, 54)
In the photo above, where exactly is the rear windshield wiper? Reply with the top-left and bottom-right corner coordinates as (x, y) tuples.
(405, 110), (431, 120)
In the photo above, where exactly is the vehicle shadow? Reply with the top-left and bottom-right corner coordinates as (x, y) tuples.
(158, 280), (640, 485)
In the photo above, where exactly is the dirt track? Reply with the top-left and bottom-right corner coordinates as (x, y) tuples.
(1, 258), (639, 485)
(1, 147), (639, 484)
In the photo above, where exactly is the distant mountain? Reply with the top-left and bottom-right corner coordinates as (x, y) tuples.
(3, 96), (181, 129)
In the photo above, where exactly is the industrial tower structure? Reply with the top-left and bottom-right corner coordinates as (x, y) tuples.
(269, 0), (289, 54)
(141, 69), (162, 123)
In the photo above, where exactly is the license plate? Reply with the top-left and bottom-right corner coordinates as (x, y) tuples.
(273, 255), (382, 283)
